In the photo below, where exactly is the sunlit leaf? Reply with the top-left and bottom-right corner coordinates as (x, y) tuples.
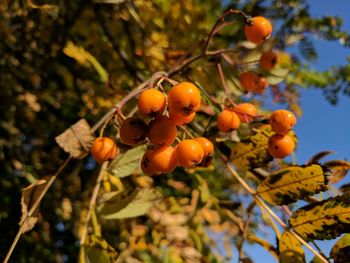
(109, 145), (147, 178)
(257, 164), (330, 205)
(247, 235), (278, 260)
(231, 127), (273, 170)
(279, 230), (305, 263)
(290, 193), (350, 241)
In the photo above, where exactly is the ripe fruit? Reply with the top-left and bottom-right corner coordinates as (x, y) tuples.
(148, 116), (177, 146)
(260, 50), (278, 70)
(168, 82), (201, 115)
(169, 110), (196, 126)
(239, 72), (268, 93)
(244, 16), (273, 45)
(176, 139), (205, 168)
(268, 134), (295, 158)
(269, 109), (297, 135)
(137, 89), (166, 117)
(194, 137), (214, 166)
(119, 117), (148, 145)
(217, 109), (241, 132)
(141, 150), (157, 175)
(90, 137), (117, 164)
(233, 103), (257, 123)
(149, 146), (177, 173)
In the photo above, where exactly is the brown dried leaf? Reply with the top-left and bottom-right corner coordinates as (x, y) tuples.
(306, 151), (335, 165)
(20, 177), (50, 233)
(55, 119), (94, 159)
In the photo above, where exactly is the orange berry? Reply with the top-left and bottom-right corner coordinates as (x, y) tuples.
(137, 89), (166, 117)
(149, 146), (177, 173)
(119, 117), (148, 145)
(244, 16), (273, 45)
(217, 110), (241, 132)
(268, 134), (295, 159)
(90, 137), (117, 164)
(239, 71), (268, 93)
(194, 137), (214, 167)
(141, 150), (158, 175)
(169, 110), (196, 126)
(269, 109), (297, 135)
(148, 116), (177, 146)
(175, 139), (205, 168)
(233, 103), (257, 123)
(168, 82), (201, 115)
(260, 50), (278, 70)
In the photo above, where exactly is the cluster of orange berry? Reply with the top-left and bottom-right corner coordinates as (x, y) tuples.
(90, 82), (214, 175)
(267, 109), (297, 158)
(240, 16), (277, 94)
(217, 103), (257, 132)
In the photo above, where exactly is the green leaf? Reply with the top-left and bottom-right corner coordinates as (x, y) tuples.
(98, 188), (161, 220)
(231, 127), (273, 170)
(257, 164), (330, 206)
(84, 235), (118, 263)
(279, 230), (305, 263)
(330, 234), (350, 263)
(290, 193), (350, 241)
(109, 145), (147, 178)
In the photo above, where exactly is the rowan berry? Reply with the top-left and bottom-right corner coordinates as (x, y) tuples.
(169, 110), (196, 126)
(119, 117), (148, 145)
(217, 109), (241, 132)
(269, 109), (297, 135)
(90, 137), (117, 164)
(168, 82), (201, 115)
(260, 50), (278, 70)
(244, 16), (273, 45)
(141, 150), (157, 175)
(149, 146), (177, 173)
(175, 139), (205, 168)
(267, 134), (295, 158)
(239, 71), (268, 93)
(137, 88), (166, 117)
(233, 103), (257, 123)
(148, 116), (177, 146)
(194, 137), (214, 167)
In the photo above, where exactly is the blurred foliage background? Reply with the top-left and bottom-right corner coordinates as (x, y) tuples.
(1, 0), (350, 262)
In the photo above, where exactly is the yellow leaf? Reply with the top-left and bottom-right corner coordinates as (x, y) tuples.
(325, 160), (350, 184)
(231, 128), (273, 170)
(257, 164), (330, 206)
(279, 230), (306, 263)
(63, 41), (108, 82)
(290, 193), (350, 241)
(247, 235), (278, 260)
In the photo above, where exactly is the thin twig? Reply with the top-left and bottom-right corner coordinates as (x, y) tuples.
(3, 156), (72, 263)
(80, 161), (108, 245)
(217, 62), (236, 107)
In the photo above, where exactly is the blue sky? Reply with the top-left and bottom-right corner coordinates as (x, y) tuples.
(242, 1), (350, 262)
